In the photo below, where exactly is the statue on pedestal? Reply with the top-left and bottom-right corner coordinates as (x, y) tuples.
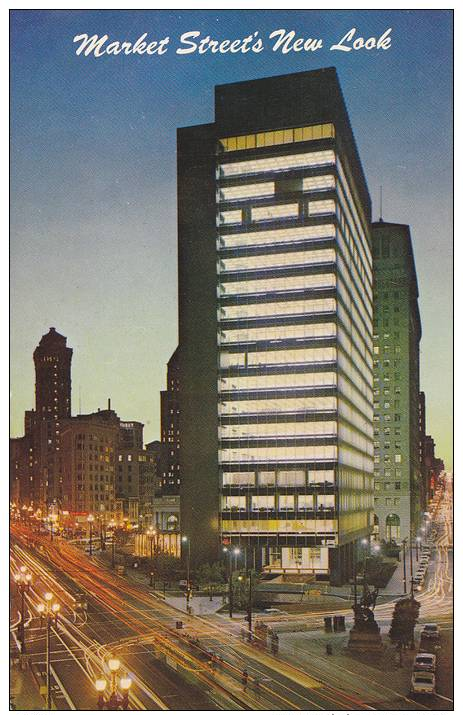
(347, 579), (383, 652)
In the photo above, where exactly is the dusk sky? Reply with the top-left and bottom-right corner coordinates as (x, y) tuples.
(10, 10), (453, 468)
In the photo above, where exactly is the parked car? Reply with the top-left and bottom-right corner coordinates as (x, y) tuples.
(264, 608), (288, 615)
(413, 653), (437, 672)
(410, 671), (436, 695)
(412, 576), (422, 585)
(421, 623), (440, 641)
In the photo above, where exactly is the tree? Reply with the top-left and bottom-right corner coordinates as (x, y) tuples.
(153, 553), (183, 585)
(389, 596), (420, 663)
(195, 562), (225, 600)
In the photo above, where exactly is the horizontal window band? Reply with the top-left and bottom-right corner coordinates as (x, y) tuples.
(219, 436), (338, 449)
(222, 487), (336, 496)
(220, 337), (337, 354)
(220, 510), (336, 520)
(220, 535), (337, 546)
(219, 411), (337, 425)
(219, 387), (337, 401)
(218, 237), (335, 259)
(220, 460), (338, 471)
(218, 188), (337, 212)
(217, 337), (337, 351)
(220, 464), (336, 474)
(217, 146), (336, 177)
(218, 213), (336, 238)
(219, 362), (337, 378)
(219, 312), (337, 331)
(219, 288), (337, 307)
(219, 262), (336, 283)
(218, 163), (337, 189)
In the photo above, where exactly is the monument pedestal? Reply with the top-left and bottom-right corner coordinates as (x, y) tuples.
(347, 621), (383, 653)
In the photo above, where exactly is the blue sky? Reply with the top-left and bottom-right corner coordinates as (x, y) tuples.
(10, 10), (453, 467)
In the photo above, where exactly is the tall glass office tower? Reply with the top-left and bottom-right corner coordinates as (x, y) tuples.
(178, 69), (374, 583)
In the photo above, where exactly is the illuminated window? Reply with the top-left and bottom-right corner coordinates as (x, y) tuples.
(251, 203), (299, 222)
(278, 495), (295, 510)
(218, 123), (335, 152)
(308, 199), (336, 216)
(219, 150), (336, 178)
(218, 182), (274, 201)
(218, 209), (242, 225)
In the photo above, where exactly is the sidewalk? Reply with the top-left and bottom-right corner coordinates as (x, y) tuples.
(164, 594), (225, 616)
(10, 663), (44, 711)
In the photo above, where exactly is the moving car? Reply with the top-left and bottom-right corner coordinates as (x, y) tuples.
(413, 653), (436, 672)
(421, 623), (440, 641)
(410, 671), (436, 695)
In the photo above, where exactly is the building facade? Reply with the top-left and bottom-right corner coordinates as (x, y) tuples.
(10, 328), (73, 508)
(160, 347), (181, 494)
(178, 69), (374, 582)
(371, 221), (421, 542)
(60, 408), (120, 520)
(116, 423), (159, 527)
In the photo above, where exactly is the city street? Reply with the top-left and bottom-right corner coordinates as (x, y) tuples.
(10, 476), (453, 711)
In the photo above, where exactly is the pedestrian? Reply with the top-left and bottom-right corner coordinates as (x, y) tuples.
(242, 669), (248, 691)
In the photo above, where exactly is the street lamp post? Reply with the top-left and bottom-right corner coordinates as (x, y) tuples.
(361, 538), (369, 575)
(108, 520), (116, 568)
(95, 656), (132, 710)
(415, 536), (421, 562)
(146, 527), (156, 561)
(181, 536), (191, 611)
(223, 547), (240, 618)
(246, 565), (253, 638)
(88, 514), (95, 557)
(99, 516), (106, 551)
(14, 567), (32, 655)
(409, 538), (414, 598)
(37, 593), (60, 710)
(402, 538), (408, 595)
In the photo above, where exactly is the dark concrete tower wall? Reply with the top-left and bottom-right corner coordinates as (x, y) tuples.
(33, 327), (73, 420)
(178, 123), (219, 566)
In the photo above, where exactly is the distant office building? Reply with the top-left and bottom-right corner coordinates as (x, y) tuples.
(116, 423), (158, 527)
(33, 327), (72, 420)
(160, 347), (181, 494)
(371, 221), (421, 542)
(61, 406), (119, 520)
(10, 328), (73, 507)
(178, 69), (374, 582)
(422, 434), (444, 498)
(119, 421), (144, 450)
(418, 391), (427, 508)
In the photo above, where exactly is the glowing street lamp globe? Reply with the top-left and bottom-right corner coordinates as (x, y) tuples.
(119, 675), (132, 691)
(95, 677), (107, 693)
(108, 656), (121, 673)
